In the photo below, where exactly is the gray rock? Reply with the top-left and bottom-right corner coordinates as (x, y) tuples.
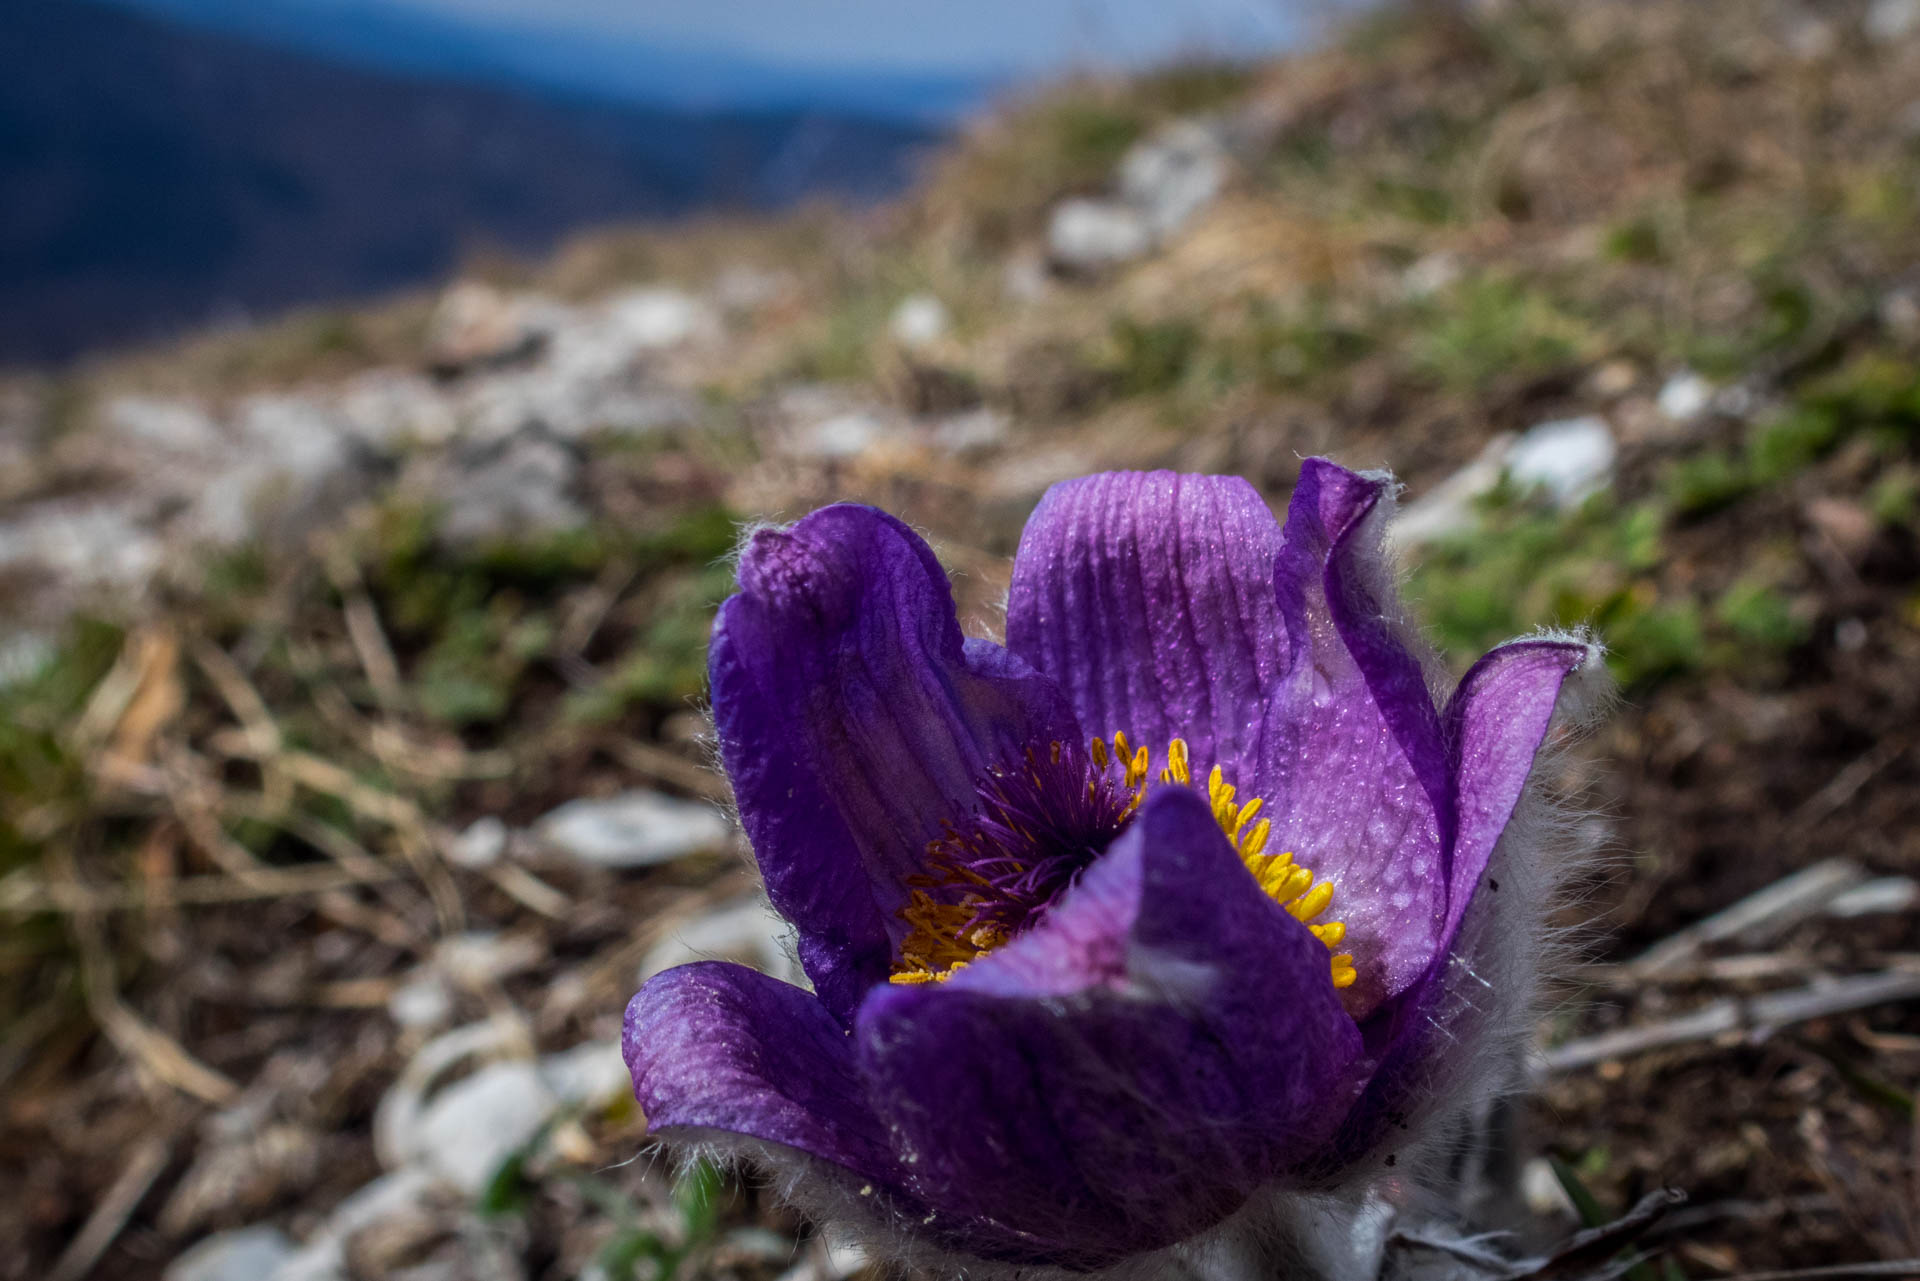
(0, 630), (54, 690)
(1866, 0), (1920, 42)
(793, 410), (887, 460)
(1507, 415), (1616, 507)
(1117, 120), (1228, 238)
(1047, 199), (1155, 271)
(104, 395), (222, 454)
(0, 500), (165, 591)
(334, 370), (458, 450)
(167, 1226), (297, 1281)
(532, 790), (729, 869)
(599, 287), (718, 352)
(433, 437), (584, 546)
(1401, 252), (1461, 301)
(425, 282), (550, 373)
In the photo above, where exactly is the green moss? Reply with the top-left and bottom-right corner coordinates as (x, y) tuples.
(1714, 578), (1810, 653)
(1107, 316), (1202, 397)
(1662, 449), (1753, 516)
(1408, 274), (1587, 391)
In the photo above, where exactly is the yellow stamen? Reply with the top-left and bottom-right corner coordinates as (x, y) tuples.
(889, 736), (1359, 993)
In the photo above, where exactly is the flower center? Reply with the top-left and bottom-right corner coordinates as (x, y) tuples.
(890, 735), (1356, 990)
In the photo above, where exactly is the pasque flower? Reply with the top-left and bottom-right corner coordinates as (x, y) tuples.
(623, 461), (1602, 1276)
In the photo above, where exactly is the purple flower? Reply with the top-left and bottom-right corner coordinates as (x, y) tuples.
(624, 461), (1602, 1274)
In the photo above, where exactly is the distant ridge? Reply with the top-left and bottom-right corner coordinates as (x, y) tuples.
(93, 0), (996, 122)
(0, 1), (940, 365)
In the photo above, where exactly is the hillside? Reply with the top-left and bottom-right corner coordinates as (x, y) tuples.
(3, 2), (1920, 1278)
(0, 0), (935, 364)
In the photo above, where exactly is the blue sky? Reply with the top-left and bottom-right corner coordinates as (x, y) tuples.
(378, 0), (1315, 76)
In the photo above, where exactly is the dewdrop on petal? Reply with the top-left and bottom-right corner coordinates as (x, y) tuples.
(623, 461), (1606, 1278)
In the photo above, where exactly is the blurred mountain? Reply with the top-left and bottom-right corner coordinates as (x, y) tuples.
(0, 0), (939, 365)
(96, 0), (996, 122)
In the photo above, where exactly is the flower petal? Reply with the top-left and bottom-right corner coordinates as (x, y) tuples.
(1005, 471), (1288, 777)
(1253, 460), (1451, 1015)
(711, 505), (1079, 1019)
(1442, 638), (1596, 944)
(623, 962), (902, 1183)
(852, 788), (1363, 1268)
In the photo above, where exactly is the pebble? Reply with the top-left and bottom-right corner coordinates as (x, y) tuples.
(448, 816), (508, 868)
(1657, 370), (1714, 424)
(1047, 199), (1154, 271)
(1116, 120), (1228, 239)
(165, 1226), (297, 1281)
(1866, 0), (1920, 42)
(1520, 1157), (1577, 1218)
(408, 1060), (556, 1194)
(532, 790), (729, 869)
(889, 294), (950, 348)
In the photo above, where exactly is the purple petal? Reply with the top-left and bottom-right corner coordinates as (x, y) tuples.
(852, 788), (1363, 1267)
(1333, 638), (1599, 1165)
(1005, 471), (1287, 777)
(1442, 638), (1596, 945)
(1253, 461), (1450, 1015)
(711, 505), (1079, 1019)
(623, 962), (902, 1184)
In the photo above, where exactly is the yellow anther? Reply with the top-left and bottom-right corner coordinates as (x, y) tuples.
(1330, 956), (1357, 989)
(1166, 738), (1191, 785)
(1049, 740), (1062, 765)
(1090, 736), (1110, 769)
(1310, 921), (1347, 947)
(1232, 797), (1263, 835)
(1239, 818), (1271, 858)
(1268, 865), (1313, 902)
(1287, 881), (1335, 922)
(1113, 731), (1132, 763)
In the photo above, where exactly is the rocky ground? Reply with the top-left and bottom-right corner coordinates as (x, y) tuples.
(5, 1), (1920, 1277)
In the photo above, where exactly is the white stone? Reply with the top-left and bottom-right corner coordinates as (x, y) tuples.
(387, 977), (454, 1031)
(889, 294), (950, 348)
(638, 894), (803, 987)
(105, 396), (222, 454)
(1866, 0), (1920, 42)
(538, 1040), (629, 1107)
(1117, 120), (1228, 238)
(0, 501), (165, 589)
(532, 790), (729, 869)
(1387, 435), (1515, 548)
(409, 1061), (556, 1194)
(448, 816), (507, 868)
(433, 931), (543, 988)
(167, 1225), (297, 1281)
(1657, 370), (1714, 424)
(0, 630), (54, 689)
(1401, 252), (1461, 300)
(600, 287), (718, 353)
(932, 408), (1009, 456)
(1521, 1157), (1576, 1217)
(1047, 199), (1154, 271)
(1826, 876), (1920, 917)
(1507, 415), (1616, 507)
(795, 411), (887, 460)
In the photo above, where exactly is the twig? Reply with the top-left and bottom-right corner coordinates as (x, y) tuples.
(607, 737), (732, 803)
(45, 1135), (172, 1281)
(1, 862), (405, 912)
(46, 845), (238, 1105)
(1791, 737), (1910, 832)
(1629, 859), (1867, 976)
(324, 546), (406, 712)
(1700, 1264), (1920, 1281)
(1538, 970), (1920, 1078)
